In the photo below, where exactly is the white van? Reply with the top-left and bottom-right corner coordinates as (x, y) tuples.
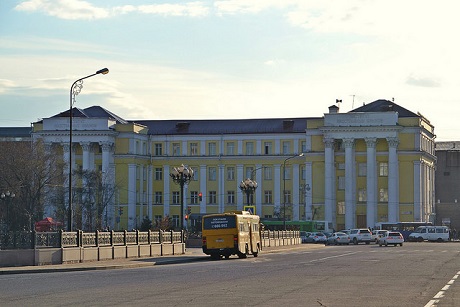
(408, 226), (450, 242)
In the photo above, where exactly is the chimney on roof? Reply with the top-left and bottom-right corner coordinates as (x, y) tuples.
(328, 105), (339, 114)
(176, 122), (190, 132)
(283, 120), (294, 130)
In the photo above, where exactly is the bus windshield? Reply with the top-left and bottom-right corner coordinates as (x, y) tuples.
(203, 215), (236, 230)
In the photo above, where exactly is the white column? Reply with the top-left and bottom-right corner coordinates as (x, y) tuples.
(163, 165), (170, 217)
(365, 138), (377, 228)
(274, 164), (281, 216)
(292, 163), (301, 221)
(128, 164), (137, 230)
(344, 138), (355, 229)
(101, 142), (115, 229)
(139, 164), (144, 222)
(413, 161), (422, 222)
(305, 162), (313, 220)
(387, 137), (399, 223)
(148, 165), (153, 220)
(254, 164), (263, 217)
(219, 164), (225, 213)
(200, 165), (207, 213)
(324, 138), (335, 224)
(236, 164), (244, 211)
(80, 142), (91, 171)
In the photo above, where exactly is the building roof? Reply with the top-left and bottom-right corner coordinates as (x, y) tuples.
(133, 118), (308, 135)
(0, 127), (32, 138)
(350, 99), (418, 117)
(435, 142), (460, 151)
(52, 106), (128, 124)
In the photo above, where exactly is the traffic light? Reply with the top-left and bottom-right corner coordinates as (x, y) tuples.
(187, 206), (191, 214)
(198, 192), (203, 201)
(185, 214), (188, 220)
(119, 207), (123, 215)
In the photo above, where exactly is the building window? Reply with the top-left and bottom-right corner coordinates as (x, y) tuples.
(209, 191), (217, 204)
(264, 166), (272, 180)
(284, 166), (291, 180)
(301, 141), (307, 153)
(172, 191), (180, 204)
(245, 167), (254, 179)
(154, 215), (162, 223)
(154, 192), (163, 204)
(282, 141), (290, 155)
(379, 188), (388, 202)
(358, 163), (367, 177)
(172, 215), (179, 228)
(227, 191), (235, 204)
(358, 188), (366, 202)
(208, 142), (217, 156)
(208, 167), (216, 181)
(246, 142), (254, 155)
(154, 143), (162, 156)
(172, 143), (180, 156)
(284, 190), (291, 204)
(190, 143), (198, 156)
(337, 202), (345, 215)
(190, 191), (199, 204)
(226, 142), (235, 155)
(155, 168), (162, 180)
(191, 167), (198, 181)
(227, 167), (235, 180)
(379, 162), (388, 176)
(264, 191), (272, 204)
(264, 142), (272, 155)
(338, 176), (345, 190)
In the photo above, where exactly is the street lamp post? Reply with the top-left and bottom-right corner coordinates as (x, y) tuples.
(283, 153), (304, 230)
(1, 191), (15, 232)
(68, 68), (109, 232)
(170, 164), (194, 230)
(239, 178), (258, 206)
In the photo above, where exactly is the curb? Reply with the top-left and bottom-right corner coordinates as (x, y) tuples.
(0, 244), (315, 275)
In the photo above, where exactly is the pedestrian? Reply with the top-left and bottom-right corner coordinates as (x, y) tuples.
(453, 228), (457, 241)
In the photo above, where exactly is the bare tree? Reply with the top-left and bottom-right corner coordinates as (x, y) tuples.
(0, 140), (66, 231)
(73, 169), (117, 231)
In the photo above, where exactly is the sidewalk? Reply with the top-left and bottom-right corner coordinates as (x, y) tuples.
(0, 244), (322, 275)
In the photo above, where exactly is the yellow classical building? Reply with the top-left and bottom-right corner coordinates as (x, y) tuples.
(32, 99), (436, 231)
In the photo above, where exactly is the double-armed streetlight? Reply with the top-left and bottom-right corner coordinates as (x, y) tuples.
(68, 68), (109, 232)
(170, 164), (194, 230)
(1, 191), (15, 232)
(283, 153), (304, 230)
(239, 178), (258, 206)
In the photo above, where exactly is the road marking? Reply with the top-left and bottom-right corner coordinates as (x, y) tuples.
(424, 271), (460, 307)
(308, 251), (360, 263)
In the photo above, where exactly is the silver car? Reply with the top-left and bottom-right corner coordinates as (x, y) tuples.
(325, 232), (351, 245)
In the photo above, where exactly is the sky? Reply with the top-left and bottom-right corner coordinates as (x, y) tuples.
(1, 0), (460, 141)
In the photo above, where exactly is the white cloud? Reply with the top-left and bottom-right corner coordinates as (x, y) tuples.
(0, 79), (16, 93)
(15, 0), (110, 20)
(16, 0), (209, 20)
(136, 2), (209, 17)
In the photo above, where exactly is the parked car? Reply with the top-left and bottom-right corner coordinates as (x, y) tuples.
(300, 231), (311, 243)
(379, 231), (404, 246)
(349, 228), (372, 245)
(325, 232), (351, 245)
(408, 226), (450, 242)
(305, 232), (327, 243)
(372, 230), (388, 244)
(339, 229), (351, 235)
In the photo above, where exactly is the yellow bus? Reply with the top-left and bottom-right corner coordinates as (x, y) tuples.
(202, 211), (261, 259)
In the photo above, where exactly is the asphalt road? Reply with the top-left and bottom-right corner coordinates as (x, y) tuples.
(1, 242), (459, 307)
